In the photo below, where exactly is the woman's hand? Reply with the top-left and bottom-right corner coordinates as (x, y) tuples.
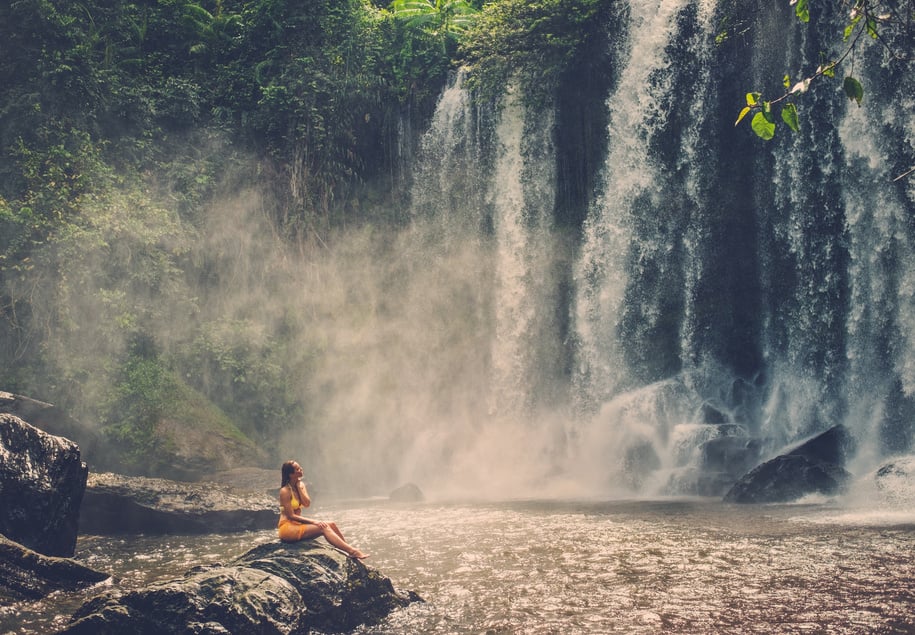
(299, 517), (327, 529)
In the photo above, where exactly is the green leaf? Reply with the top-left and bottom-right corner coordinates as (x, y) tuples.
(751, 112), (776, 140)
(866, 17), (879, 39)
(818, 62), (836, 78)
(735, 106), (752, 126)
(794, 0), (809, 22)
(746, 92), (761, 107)
(783, 74), (791, 90)
(781, 103), (800, 132)
(843, 76), (864, 105)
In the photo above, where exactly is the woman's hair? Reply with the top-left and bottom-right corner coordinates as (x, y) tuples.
(281, 460), (297, 488)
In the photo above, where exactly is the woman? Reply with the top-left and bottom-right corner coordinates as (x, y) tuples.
(277, 460), (369, 559)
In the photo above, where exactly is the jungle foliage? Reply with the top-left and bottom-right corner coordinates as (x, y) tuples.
(0, 0), (610, 469)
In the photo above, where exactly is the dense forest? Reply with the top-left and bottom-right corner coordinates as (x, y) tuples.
(0, 0), (613, 478)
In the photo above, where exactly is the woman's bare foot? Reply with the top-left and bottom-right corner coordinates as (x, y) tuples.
(348, 549), (369, 560)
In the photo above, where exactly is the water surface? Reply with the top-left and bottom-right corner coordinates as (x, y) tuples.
(3, 499), (913, 634)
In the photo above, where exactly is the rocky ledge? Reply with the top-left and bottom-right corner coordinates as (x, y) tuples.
(0, 534), (109, 605)
(80, 472), (279, 535)
(60, 539), (421, 634)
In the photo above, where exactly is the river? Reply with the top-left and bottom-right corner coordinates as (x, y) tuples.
(3, 498), (914, 634)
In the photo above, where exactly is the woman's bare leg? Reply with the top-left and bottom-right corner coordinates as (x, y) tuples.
(329, 522), (345, 541)
(322, 527), (368, 558)
(299, 523), (368, 558)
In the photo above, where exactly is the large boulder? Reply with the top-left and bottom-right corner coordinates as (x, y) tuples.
(61, 539), (421, 634)
(724, 425), (854, 504)
(389, 482), (424, 502)
(0, 534), (109, 605)
(0, 413), (88, 557)
(786, 423), (855, 465)
(723, 454), (851, 503)
(79, 472), (278, 535)
(0, 391), (104, 468)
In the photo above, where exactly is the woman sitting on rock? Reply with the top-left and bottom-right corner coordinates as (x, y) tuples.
(278, 460), (369, 559)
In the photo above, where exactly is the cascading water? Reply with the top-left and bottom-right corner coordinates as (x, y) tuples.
(487, 86), (559, 416)
(392, 0), (915, 499)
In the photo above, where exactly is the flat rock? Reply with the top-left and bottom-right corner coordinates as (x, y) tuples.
(79, 472), (278, 535)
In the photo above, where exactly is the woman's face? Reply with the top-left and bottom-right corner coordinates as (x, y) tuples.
(292, 463), (303, 478)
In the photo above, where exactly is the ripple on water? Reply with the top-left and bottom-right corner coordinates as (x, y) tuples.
(2, 500), (914, 634)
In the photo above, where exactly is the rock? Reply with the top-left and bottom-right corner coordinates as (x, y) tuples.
(389, 482), (424, 502)
(786, 423), (855, 465)
(0, 413), (88, 557)
(0, 391), (104, 468)
(79, 472), (278, 535)
(0, 534), (110, 604)
(723, 454), (851, 503)
(61, 539), (421, 634)
(873, 456), (915, 505)
(148, 416), (267, 482)
(723, 425), (855, 504)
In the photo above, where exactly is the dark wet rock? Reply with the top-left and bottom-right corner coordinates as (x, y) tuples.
(786, 424), (855, 465)
(389, 482), (424, 502)
(0, 534), (109, 604)
(0, 391), (104, 468)
(0, 413), (88, 557)
(723, 425), (855, 504)
(79, 472), (278, 535)
(61, 539), (421, 634)
(724, 454), (851, 503)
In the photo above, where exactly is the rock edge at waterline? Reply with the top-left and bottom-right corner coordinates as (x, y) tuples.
(0, 534), (110, 605)
(60, 539), (422, 634)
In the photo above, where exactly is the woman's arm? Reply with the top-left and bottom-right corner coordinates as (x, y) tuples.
(279, 487), (312, 524)
(296, 481), (312, 508)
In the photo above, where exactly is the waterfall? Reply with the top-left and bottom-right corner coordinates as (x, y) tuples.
(839, 38), (915, 469)
(487, 86), (559, 416)
(573, 0), (718, 409)
(570, 0), (735, 493)
(391, 0), (915, 498)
